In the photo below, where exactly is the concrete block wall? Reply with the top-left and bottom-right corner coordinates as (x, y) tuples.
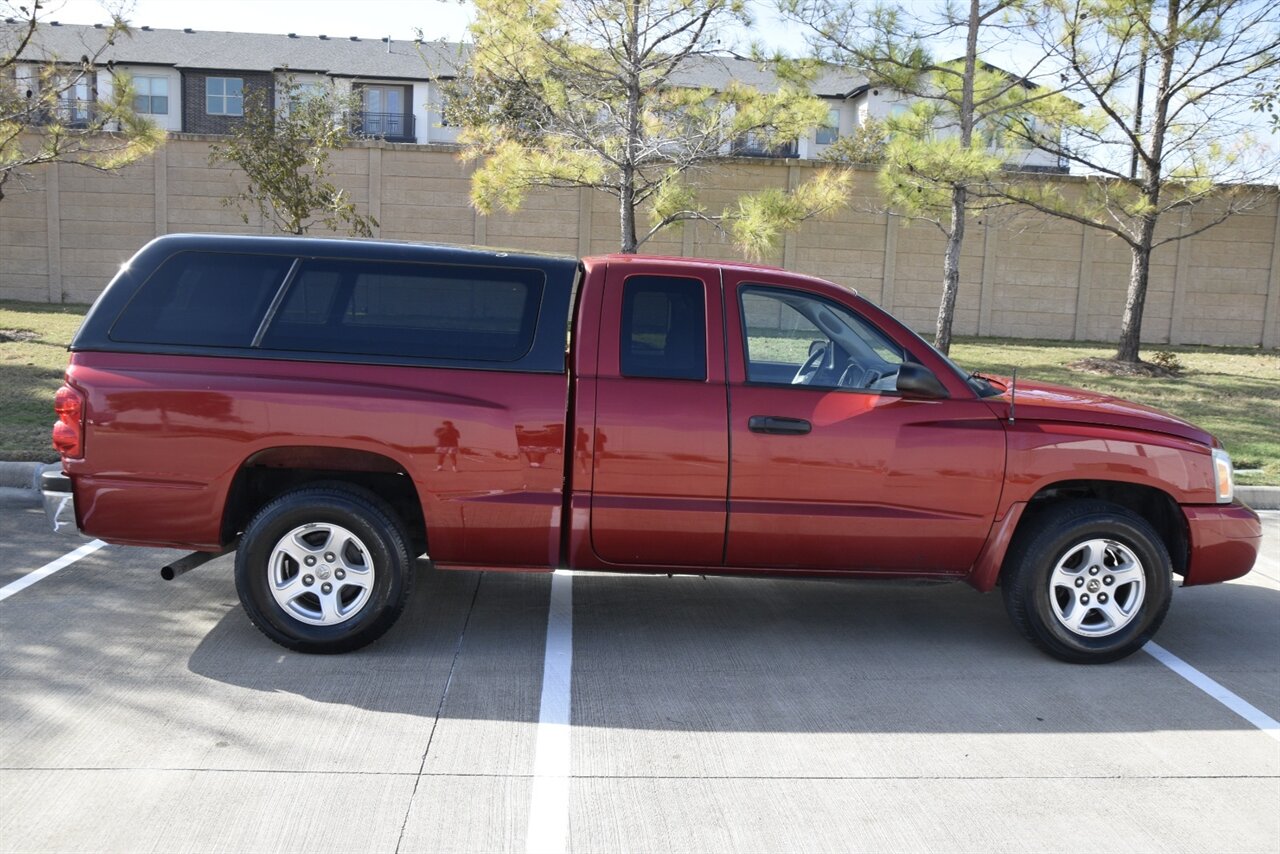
(1, 134), (1278, 349)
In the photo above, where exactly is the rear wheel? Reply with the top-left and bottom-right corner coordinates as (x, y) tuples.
(1001, 500), (1172, 664)
(235, 483), (414, 653)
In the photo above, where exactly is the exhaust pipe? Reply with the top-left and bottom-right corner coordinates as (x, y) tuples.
(161, 538), (239, 581)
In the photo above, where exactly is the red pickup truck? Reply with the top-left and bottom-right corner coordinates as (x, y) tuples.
(43, 234), (1260, 662)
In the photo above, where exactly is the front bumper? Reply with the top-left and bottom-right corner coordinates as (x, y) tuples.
(41, 468), (84, 538)
(1182, 502), (1262, 586)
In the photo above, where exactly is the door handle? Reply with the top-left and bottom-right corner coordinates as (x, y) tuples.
(748, 416), (811, 435)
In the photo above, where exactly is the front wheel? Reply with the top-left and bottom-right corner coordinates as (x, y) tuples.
(1001, 500), (1173, 664)
(235, 484), (415, 653)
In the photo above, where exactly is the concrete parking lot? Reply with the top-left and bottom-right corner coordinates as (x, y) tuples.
(1, 490), (1277, 853)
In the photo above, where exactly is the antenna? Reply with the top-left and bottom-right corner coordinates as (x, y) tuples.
(1008, 368), (1017, 424)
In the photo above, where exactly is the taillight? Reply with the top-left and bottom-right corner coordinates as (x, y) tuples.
(52, 384), (85, 459)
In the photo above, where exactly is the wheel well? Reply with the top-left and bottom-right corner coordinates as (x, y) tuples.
(1020, 480), (1188, 576)
(221, 447), (427, 555)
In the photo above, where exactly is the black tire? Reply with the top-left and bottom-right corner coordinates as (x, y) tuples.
(235, 483), (415, 653)
(1001, 500), (1173, 664)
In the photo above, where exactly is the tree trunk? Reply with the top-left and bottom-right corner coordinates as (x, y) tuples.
(931, 0), (980, 356)
(1116, 218), (1155, 364)
(1113, 0), (1176, 364)
(934, 186), (967, 355)
(620, 171), (638, 253)
(619, 0), (640, 254)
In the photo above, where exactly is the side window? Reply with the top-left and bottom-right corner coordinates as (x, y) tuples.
(261, 258), (544, 362)
(110, 251), (292, 347)
(740, 285), (904, 390)
(619, 276), (706, 381)
(816, 107), (840, 145)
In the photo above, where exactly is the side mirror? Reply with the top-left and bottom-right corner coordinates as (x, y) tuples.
(896, 362), (949, 398)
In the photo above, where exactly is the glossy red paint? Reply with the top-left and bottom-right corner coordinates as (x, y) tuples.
(64, 351), (569, 563)
(587, 259), (729, 566)
(1181, 503), (1263, 586)
(994, 419), (1218, 514)
(968, 502), (1028, 593)
(721, 268), (1005, 573)
(982, 377), (1214, 446)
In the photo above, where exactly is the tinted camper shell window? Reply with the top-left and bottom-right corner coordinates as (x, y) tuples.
(75, 235), (578, 374)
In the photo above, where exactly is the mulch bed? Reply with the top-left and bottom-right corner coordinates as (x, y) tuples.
(1068, 356), (1183, 378)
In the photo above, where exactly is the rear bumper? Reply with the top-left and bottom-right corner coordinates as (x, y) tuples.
(41, 468), (84, 538)
(1182, 502), (1262, 586)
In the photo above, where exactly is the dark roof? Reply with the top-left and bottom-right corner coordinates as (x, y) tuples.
(5, 21), (467, 78)
(6, 21), (867, 93)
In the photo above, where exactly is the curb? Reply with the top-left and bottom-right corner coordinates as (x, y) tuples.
(0, 461), (43, 491)
(1237, 486), (1280, 511)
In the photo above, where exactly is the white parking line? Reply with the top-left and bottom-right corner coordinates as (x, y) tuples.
(1145, 641), (1280, 742)
(526, 570), (574, 854)
(0, 539), (107, 602)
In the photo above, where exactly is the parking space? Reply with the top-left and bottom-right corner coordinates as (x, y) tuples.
(1, 492), (1277, 853)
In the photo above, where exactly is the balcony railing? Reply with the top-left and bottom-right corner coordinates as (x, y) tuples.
(30, 99), (97, 129)
(351, 111), (416, 142)
(731, 136), (799, 158)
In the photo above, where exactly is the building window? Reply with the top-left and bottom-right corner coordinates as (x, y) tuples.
(206, 77), (244, 116)
(356, 84), (413, 139)
(816, 108), (840, 145)
(283, 81), (327, 116)
(132, 76), (169, 115)
(885, 103), (912, 139)
(58, 76), (93, 126)
(1009, 115), (1037, 149)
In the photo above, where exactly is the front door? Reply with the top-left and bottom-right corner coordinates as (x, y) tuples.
(723, 271), (1004, 573)
(588, 262), (728, 567)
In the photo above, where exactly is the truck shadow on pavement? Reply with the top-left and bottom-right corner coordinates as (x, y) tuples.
(185, 562), (1280, 735)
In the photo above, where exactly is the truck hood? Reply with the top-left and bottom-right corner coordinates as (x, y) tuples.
(984, 377), (1214, 446)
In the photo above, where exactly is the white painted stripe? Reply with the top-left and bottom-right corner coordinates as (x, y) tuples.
(1144, 641), (1280, 742)
(0, 539), (107, 602)
(526, 570), (574, 854)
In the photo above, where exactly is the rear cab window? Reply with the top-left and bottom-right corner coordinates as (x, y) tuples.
(619, 275), (707, 381)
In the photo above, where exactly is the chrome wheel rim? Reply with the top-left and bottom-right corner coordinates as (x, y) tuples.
(268, 523), (375, 626)
(1049, 538), (1146, 637)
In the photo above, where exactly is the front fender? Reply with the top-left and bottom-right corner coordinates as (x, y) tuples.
(997, 421), (1217, 513)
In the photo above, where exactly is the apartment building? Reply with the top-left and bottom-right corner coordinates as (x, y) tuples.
(5, 20), (1066, 170)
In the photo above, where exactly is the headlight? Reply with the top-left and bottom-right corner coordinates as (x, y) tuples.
(1211, 448), (1234, 504)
